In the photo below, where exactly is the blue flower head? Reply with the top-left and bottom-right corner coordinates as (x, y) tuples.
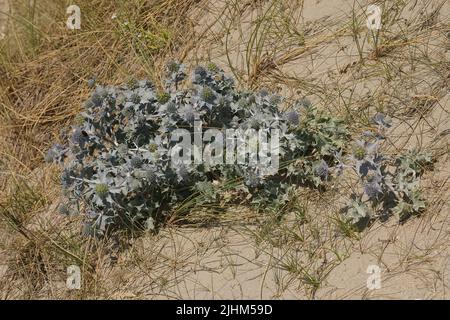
(364, 180), (382, 198)
(372, 112), (391, 128)
(285, 111), (299, 125)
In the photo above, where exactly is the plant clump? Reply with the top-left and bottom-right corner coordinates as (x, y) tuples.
(341, 117), (433, 229)
(46, 62), (432, 236)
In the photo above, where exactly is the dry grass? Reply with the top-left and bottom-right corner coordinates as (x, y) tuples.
(0, 0), (449, 299)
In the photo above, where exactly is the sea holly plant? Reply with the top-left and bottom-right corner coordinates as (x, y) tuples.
(46, 62), (432, 236)
(340, 114), (433, 229)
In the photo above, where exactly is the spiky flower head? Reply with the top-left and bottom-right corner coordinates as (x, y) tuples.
(352, 140), (378, 161)
(148, 143), (158, 153)
(95, 183), (109, 196)
(353, 146), (366, 160)
(206, 62), (218, 72)
(372, 112), (391, 128)
(286, 111), (299, 125)
(364, 180), (382, 198)
(156, 91), (171, 104)
(200, 87), (216, 104)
